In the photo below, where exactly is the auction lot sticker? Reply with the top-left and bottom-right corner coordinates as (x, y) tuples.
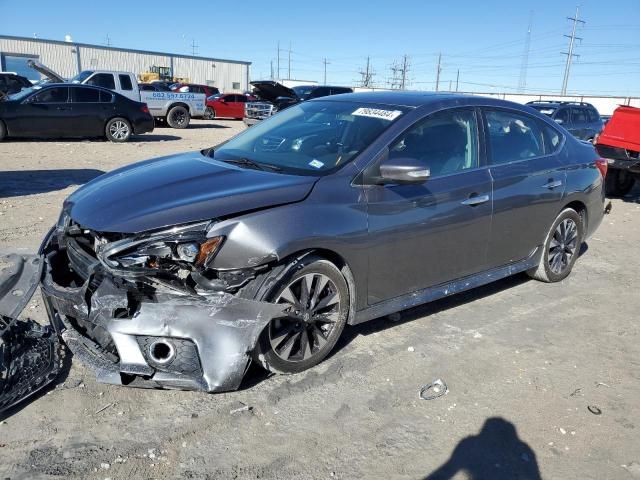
(352, 107), (402, 121)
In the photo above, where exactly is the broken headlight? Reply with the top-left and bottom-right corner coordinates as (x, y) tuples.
(95, 222), (224, 274)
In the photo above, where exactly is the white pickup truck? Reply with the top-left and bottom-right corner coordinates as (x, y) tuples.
(28, 62), (206, 129)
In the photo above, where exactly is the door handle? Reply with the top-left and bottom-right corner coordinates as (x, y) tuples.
(56, 106), (71, 111)
(461, 194), (490, 206)
(542, 179), (563, 189)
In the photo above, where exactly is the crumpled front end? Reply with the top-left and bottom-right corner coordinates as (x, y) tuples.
(40, 227), (286, 393)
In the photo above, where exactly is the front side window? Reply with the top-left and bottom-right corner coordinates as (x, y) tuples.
(86, 73), (115, 90)
(572, 108), (587, 123)
(72, 87), (100, 103)
(70, 71), (95, 83)
(389, 108), (478, 177)
(119, 74), (133, 91)
(555, 108), (570, 124)
(485, 110), (544, 164)
(31, 87), (68, 103)
(211, 101), (408, 175)
(99, 91), (113, 103)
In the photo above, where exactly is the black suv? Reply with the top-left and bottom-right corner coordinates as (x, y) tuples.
(527, 101), (603, 142)
(244, 81), (353, 126)
(0, 73), (32, 98)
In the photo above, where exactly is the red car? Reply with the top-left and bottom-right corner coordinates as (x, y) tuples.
(205, 93), (255, 120)
(595, 105), (640, 196)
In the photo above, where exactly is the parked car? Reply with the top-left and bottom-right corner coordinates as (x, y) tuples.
(28, 61), (206, 128)
(172, 83), (220, 98)
(0, 83), (154, 142)
(526, 101), (603, 141)
(2, 92), (607, 393)
(244, 81), (353, 125)
(205, 93), (256, 120)
(595, 105), (640, 196)
(0, 73), (32, 98)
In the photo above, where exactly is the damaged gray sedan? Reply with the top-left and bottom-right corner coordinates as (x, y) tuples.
(4, 92), (608, 394)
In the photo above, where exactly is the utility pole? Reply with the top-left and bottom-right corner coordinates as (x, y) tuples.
(435, 53), (442, 91)
(358, 56), (375, 87)
(104, 34), (111, 47)
(190, 39), (199, 56)
(449, 80), (452, 91)
(561, 6), (585, 95)
(400, 55), (410, 90)
(455, 69), (460, 91)
(270, 60), (274, 80)
(277, 41), (281, 80)
(288, 42), (292, 80)
(518, 11), (534, 93)
(322, 58), (330, 84)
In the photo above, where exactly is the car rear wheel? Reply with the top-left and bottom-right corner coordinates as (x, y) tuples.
(105, 117), (132, 142)
(0, 121), (6, 142)
(243, 256), (349, 374)
(605, 169), (635, 197)
(167, 105), (190, 129)
(204, 107), (215, 120)
(527, 208), (583, 283)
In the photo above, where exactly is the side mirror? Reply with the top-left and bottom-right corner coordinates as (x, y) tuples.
(554, 118), (564, 125)
(379, 157), (430, 185)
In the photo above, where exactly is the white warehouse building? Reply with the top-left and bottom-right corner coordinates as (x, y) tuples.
(0, 35), (251, 93)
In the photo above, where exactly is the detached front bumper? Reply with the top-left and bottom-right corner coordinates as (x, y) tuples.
(38, 236), (285, 393)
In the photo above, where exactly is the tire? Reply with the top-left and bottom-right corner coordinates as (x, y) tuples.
(605, 169), (635, 197)
(527, 208), (584, 283)
(239, 256), (349, 374)
(166, 105), (190, 129)
(0, 120), (6, 142)
(105, 117), (132, 142)
(204, 106), (215, 120)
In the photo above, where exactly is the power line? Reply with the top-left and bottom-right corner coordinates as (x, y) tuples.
(561, 6), (585, 95)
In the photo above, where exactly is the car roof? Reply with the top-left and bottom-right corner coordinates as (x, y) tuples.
(528, 101), (594, 108)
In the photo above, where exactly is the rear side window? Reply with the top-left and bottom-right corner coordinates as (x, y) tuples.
(587, 108), (600, 122)
(31, 87), (68, 103)
(72, 87), (100, 102)
(99, 90), (113, 103)
(87, 73), (115, 90)
(541, 123), (563, 154)
(119, 74), (133, 91)
(485, 110), (545, 164)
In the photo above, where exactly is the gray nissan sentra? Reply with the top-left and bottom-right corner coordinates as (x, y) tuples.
(5, 92), (608, 393)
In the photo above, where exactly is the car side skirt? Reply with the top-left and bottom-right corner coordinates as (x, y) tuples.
(351, 246), (542, 325)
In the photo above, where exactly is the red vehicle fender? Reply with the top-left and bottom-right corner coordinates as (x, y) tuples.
(595, 105), (640, 154)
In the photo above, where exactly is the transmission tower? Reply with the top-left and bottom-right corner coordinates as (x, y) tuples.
(358, 56), (375, 88)
(389, 55), (410, 90)
(518, 11), (534, 93)
(561, 6), (585, 95)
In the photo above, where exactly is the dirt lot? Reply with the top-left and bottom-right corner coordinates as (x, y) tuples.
(1, 120), (639, 480)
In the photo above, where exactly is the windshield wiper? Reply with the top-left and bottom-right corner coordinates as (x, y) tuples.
(222, 158), (283, 172)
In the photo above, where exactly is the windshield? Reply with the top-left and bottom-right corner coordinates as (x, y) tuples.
(529, 105), (557, 117)
(70, 70), (94, 84)
(292, 85), (315, 100)
(211, 100), (408, 175)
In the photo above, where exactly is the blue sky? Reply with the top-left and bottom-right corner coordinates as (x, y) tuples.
(1, 0), (639, 95)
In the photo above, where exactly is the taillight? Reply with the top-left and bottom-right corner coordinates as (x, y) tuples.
(141, 105), (149, 114)
(595, 158), (608, 178)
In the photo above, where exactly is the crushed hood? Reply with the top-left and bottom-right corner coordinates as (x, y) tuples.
(65, 152), (318, 233)
(250, 81), (297, 103)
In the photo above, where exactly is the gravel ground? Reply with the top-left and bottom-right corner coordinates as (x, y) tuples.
(1, 120), (639, 480)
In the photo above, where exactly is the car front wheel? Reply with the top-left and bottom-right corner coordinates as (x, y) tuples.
(204, 107), (215, 120)
(528, 208), (584, 283)
(105, 117), (132, 142)
(244, 256), (349, 374)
